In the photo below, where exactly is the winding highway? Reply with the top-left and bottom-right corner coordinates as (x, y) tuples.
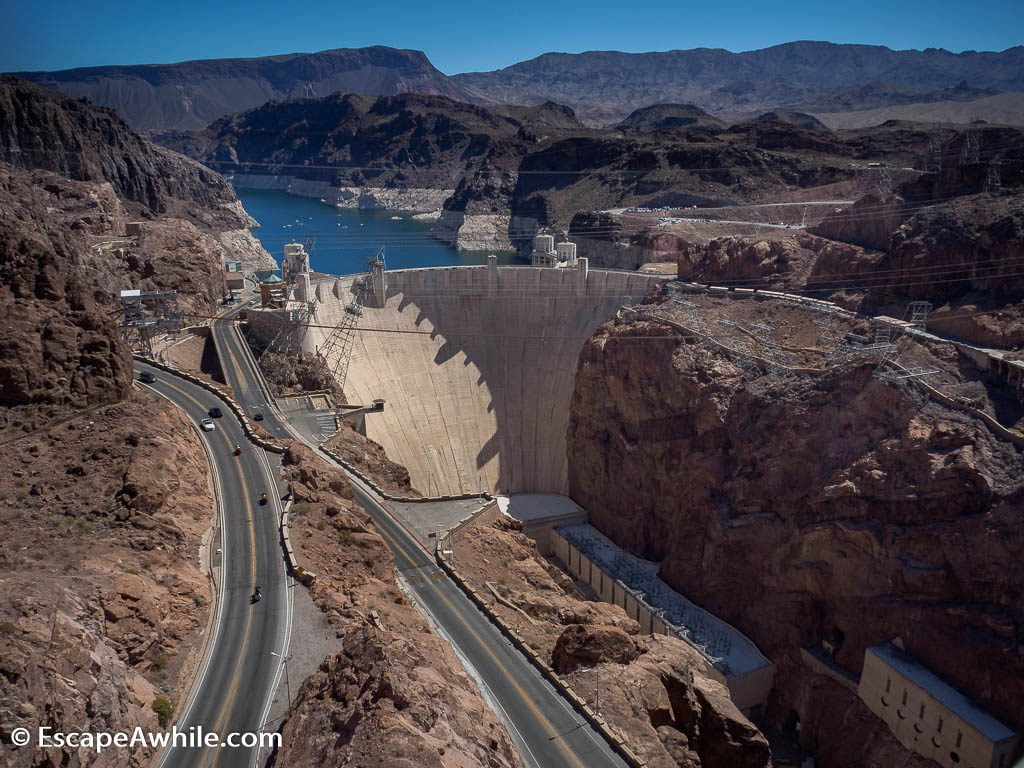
(137, 361), (291, 768)
(209, 314), (629, 767)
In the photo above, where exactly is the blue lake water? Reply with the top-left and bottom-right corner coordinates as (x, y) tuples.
(237, 189), (523, 276)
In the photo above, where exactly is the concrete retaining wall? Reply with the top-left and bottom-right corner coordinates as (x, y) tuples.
(554, 528), (774, 712)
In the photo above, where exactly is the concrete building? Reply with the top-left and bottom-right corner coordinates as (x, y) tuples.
(257, 273), (286, 308)
(858, 645), (1018, 768)
(497, 495), (587, 552)
(531, 234), (557, 266)
(282, 242), (311, 285)
(552, 523), (775, 713)
(531, 234), (582, 268)
(224, 259), (245, 292)
(556, 241), (578, 266)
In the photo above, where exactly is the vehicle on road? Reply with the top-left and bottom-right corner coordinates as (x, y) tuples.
(252, 411), (265, 421)
(259, 492), (268, 505)
(251, 586), (262, 604)
(139, 371), (156, 383)
(200, 418), (215, 432)
(233, 444), (242, 456)
(208, 406), (223, 418)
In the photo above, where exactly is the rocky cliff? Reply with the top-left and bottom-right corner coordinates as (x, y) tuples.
(566, 302), (1024, 768)
(271, 445), (520, 767)
(0, 77), (273, 418)
(0, 396), (216, 768)
(179, 91), (910, 253)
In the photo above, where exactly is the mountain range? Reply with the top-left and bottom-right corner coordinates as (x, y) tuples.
(11, 42), (1024, 133)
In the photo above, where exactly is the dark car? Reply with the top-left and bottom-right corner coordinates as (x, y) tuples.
(252, 411), (265, 422)
(139, 371), (156, 383)
(208, 406), (223, 418)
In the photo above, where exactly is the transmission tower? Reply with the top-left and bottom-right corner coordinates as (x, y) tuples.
(874, 302), (938, 382)
(876, 161), (893, 196)
(959, 132), (980, 166)
(750, 320), (785, 370)
(119, 289), (181, 357)
(984, 156), (1003, 194)
(922, 137), (942, 173)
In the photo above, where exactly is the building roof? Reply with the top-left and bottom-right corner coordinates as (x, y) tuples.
(258, 273), (283, 284)
(869, 645), (1016, 743)
(498, 494), (585, 524)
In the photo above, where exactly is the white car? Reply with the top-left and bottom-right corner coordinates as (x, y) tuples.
(200, 418), (215, 432)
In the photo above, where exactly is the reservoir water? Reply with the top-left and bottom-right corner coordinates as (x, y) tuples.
(237, 189), (523, 275)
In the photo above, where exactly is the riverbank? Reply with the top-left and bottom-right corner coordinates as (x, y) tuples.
(236, 188), (522, 274)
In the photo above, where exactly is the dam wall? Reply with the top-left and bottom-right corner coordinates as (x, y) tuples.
(307, 265), (667, 496)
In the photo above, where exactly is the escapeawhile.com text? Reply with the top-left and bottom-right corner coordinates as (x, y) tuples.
(6, 725), (282, 753)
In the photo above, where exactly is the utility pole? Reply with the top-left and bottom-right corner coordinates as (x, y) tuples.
(270, 651), (293, 707)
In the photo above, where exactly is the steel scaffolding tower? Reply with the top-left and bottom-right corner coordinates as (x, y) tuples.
(119, 289), (181, 356)
(316, 248), (386, 398)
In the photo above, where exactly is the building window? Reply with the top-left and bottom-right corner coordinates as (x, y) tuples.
(914, 723), (924, 734)
(949, 752), (960, 764)
(881, 696), (890, 707)
(885, 677), (891, 693)
(919, 703), (925, 719)
(932, 737), (941, 749)
(897, 709), (906, 720)
(956, 732), (963, 748)
(938, 717), (943, 733)
(998, 755), (1005, 768)
(901, 689), (908, 706)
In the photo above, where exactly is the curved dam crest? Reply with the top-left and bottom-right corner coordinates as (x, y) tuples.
(307, 265), (668, 496)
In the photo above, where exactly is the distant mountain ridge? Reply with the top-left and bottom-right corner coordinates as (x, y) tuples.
(453, 41), (1024, 124)
(11, 41), (1024, 132)
(13, 46), (476, 132)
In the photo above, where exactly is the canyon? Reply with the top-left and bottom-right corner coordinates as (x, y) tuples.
(3, 58), (1024, 768)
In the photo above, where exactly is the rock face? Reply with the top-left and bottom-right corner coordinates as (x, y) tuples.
(0, 396), (215, 768)
(0, 76), (237, 212)
(560, 633), (772, 768)
(14, 47), (478, 133)
(272, 444), (520, 767)
(0, 77), (273, 414)
(566, 309), (1024, 768)
(0, 169), (133, 408)
(449, 510), (771, 768)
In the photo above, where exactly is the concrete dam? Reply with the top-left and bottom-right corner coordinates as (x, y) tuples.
(304, 262), (667, 497)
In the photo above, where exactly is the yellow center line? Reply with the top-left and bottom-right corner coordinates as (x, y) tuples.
(150, 376), (261, 768)
(379, 514), (590, 768)
(209, 334), (599, 767)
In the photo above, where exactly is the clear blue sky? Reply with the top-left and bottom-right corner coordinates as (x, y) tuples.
(3, 0), (1022, 74)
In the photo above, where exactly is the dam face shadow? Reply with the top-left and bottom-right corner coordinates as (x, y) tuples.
(335, 266), (666, 496)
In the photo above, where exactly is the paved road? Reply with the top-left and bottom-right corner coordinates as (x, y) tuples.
(138, 363), (291, 768)
(209, 315), (629, 768)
